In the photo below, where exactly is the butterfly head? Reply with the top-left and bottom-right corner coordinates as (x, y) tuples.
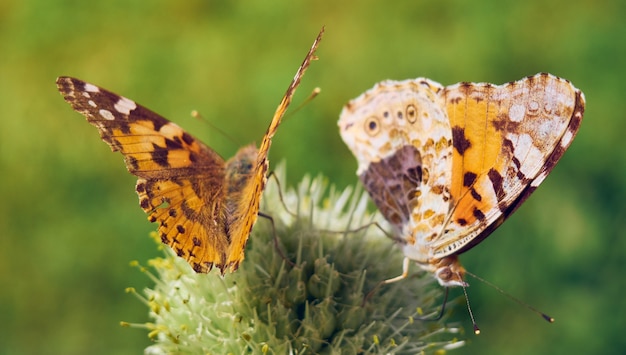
(427, 255), (468, 288)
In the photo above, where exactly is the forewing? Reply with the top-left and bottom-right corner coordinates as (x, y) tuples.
(57, 77), (233, 273)
(222, 28), (324, 265)
(434, 73), (585, 257)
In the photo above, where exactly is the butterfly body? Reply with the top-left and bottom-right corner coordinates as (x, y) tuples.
(339, 73), (584, 286)
(57, 29), (323, 274)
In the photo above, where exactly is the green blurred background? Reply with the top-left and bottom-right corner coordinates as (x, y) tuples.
(1, 0), (624, 354)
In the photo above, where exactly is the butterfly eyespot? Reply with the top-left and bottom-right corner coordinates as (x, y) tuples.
(365, 117), (381, 136)
(406, 104), (418, 123)
(526, 100), (540, 116)
(396, 110), (403, 119)
(543, 101), (555, 114)
(383, 111), (390, 118)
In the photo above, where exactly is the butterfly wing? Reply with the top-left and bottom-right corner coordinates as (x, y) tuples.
(433, 73), (585, 257)
(58, 29), (324, 273)
(339, 78), (457, 263)
(57, 77), (232, 273)
(220, 27), (325, 266)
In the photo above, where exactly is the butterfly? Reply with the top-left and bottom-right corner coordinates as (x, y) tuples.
(57, 28), (323, 274)
(338, 73), (584, 287)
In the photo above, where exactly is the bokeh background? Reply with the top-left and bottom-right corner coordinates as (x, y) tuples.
(1, 0), (624, 354)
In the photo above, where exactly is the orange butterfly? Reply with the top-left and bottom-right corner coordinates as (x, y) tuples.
(339, 73), (584, 288)
(57, 28), (323, 273)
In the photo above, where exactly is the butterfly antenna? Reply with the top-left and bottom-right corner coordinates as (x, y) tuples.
(191, 110), (243, 147)
(282, 87), (321, 123)
(460, 280), (481, 334)
(266, 171), (297, 217)
(257, 211), (295, 267)
(362, 279), (384, 306)
(465, 270), (555, 323)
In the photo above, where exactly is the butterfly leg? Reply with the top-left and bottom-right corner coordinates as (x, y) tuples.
(362, 257), (411, 305)
(382, 256), (410, 284)
(318, 221), (396, 242)
(257, 211), (295, 267)
(415, 287), (449, 322)
(266, 171), (297, 218)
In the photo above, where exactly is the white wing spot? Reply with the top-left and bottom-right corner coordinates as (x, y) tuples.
(159, 122), (184, 139)
(531, 170), (548, 187)
(82, 92), (91, 98)
(516, 134), (544, 176)
(84, 83), (100, 92)
(88, 100), (97, 108)
(99, 109), (115, 120)
(561, 130), (573, 148)
(509, 103), (525, 122)
(114, 97), (137, 115)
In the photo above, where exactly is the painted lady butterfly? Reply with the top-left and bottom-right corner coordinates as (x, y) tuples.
(57, 28), (323, 274)
(339, 73), (584, 287)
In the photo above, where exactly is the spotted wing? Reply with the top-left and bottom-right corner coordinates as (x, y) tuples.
(433, 73), (585, 257)
(57, 77), (233, 273)
(338, 78), (454, 260)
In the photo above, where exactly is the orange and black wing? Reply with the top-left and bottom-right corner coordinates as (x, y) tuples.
(57, 77), (233, 273)
(219, 28), (324, 266)
(436, 73), (585, 257)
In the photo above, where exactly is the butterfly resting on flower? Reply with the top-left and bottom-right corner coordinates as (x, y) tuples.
(57, 29), (324, 274)
(339, 73), (584, 289)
